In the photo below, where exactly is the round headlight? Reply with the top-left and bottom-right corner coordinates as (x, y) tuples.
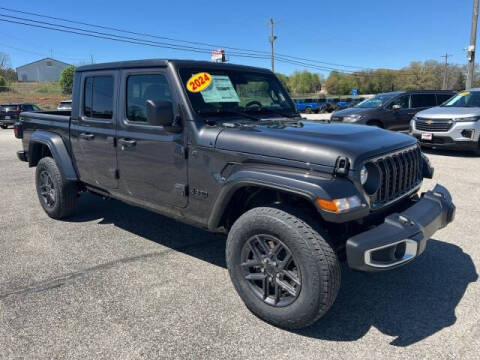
(360, 166), (368, 185)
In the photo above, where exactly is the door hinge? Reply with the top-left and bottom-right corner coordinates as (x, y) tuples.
(174, 145), (188, 159)
(175, 183), (188, 197)
(108, 168), (120, 179)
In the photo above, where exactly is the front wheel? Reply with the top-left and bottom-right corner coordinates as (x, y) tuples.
(226, 207), (341, 329)
(1, 124), (7, 129)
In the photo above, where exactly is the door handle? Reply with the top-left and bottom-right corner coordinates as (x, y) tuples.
(118, 138), (136, 149)
(79, 133), (94, 140)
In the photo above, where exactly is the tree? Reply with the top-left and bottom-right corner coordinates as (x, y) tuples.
(0, 75), (6, 92)
(59, 66), (75, 94)
(0, 52), (11, 70)
(287, 70), (323, 95)
(275, 73), (290, 92)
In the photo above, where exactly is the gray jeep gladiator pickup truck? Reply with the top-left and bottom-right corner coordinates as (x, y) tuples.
(15, 59), (455, 329)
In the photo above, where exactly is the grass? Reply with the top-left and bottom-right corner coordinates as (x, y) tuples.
(0, 82), (70, 109)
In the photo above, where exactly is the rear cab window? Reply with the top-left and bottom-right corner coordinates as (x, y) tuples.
(83, 76), (114, 119)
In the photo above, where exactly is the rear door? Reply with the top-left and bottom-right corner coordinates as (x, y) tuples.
(115, 68), (188, 208)
(70, 71), (118, 190)
(411, 92), (437, 115)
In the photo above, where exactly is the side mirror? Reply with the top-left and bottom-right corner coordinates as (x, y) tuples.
(146, 99), (174, 127)
(392, 104), (401, 111)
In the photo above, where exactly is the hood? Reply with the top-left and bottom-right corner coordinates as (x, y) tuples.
(417, 106), (480, 119)
(215, 121), (416, 170)
(332, 107), (376, 117)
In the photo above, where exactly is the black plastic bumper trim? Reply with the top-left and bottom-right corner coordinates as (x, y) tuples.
(346, 184), (455, 272)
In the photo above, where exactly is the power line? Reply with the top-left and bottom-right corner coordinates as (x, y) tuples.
(0, 12), (419, 77)
(0, 5), (372, 71)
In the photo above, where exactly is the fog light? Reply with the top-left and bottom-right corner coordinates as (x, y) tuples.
(461, 129), (474, 139)
(316, 195), (362, 213)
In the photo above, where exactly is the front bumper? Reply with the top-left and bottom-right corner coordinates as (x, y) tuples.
(411, 120), (480, 151)
(346, 184), (455, 272)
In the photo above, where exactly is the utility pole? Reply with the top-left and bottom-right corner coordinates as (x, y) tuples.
(441, 53), (452, 89)
(466, 0), (479, 89)
(267, 18), (279, 72)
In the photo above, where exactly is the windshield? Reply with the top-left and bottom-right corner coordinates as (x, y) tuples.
(442, 91), (480, 107)
(179, 67), (296, 119)
(355, 93), (397, 108)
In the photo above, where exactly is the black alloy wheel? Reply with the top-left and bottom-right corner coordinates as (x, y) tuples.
(38, 170), (56, 208)
(241, 234), (301, 307)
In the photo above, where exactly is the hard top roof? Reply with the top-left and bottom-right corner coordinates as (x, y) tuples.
(76, 59), (272, 73)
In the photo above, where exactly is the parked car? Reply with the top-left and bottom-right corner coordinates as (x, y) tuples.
(15, 59), (455, 330)
(410, 89), (480, 154)
(319, 98), (340, 113)
(336, 97), (366, 110)
(330, 90), (455, 131)
(57, 99), (72, 111)
(294, 98), (325, 113)
(0, 103), (41, 129)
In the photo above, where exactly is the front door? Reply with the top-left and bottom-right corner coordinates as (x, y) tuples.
(70, 71), (118, 190)
(387, 94), (412, 131)
(115, 69), (188, 208)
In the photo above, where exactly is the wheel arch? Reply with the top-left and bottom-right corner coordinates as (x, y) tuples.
(28, 130), (78, 181)
(207, 168), (333, 232)
(366, 119), (384, 128)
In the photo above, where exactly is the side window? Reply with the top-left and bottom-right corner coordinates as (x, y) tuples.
(126, 74), (172, 123)
(390, 95), (410, 109)
(437, 94), (453, 105)
(83, 77), (93, 117)
(92, 77), (114, 119)
(83, 76), (114, 119)
(411, 94), (436, 108)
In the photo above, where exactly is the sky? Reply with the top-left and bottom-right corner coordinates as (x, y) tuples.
(0, 0), (476, 76)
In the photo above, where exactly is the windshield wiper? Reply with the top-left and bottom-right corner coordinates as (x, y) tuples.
(246, 108), (298, 118)
(197, 109), (260, 121)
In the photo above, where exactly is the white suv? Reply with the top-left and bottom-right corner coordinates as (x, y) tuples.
(410, 90), (480, 154)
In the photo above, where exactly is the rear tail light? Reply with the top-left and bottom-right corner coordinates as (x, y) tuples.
(14, 122), (22, 139)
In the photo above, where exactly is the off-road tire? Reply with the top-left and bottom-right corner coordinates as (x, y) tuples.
(226, 207), (341, 329)
(35, 157), (77, 219)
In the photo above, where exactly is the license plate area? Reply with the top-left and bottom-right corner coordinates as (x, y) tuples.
(421, 132), (433, 141)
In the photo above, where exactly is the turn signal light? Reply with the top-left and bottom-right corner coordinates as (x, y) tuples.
(316, 196), (362, 213)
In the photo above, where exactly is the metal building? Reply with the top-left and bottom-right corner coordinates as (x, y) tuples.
(16, 58), (72, 82)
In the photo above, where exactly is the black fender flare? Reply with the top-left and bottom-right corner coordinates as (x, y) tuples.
(207, 166), (365, 230)
(28, 130), (78, 181)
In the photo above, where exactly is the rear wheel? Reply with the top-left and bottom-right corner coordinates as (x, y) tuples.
(305, 106), (312, 114)
(226, 207), (341, 329)
(1, 124), (7, 129)
(35, 157), (77, 219)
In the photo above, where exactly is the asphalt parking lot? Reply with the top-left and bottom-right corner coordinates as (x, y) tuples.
(0, 128), (479, 359)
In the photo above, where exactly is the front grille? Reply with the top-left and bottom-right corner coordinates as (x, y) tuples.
(415, 119), (453, 132)
(369, 146), (422, 207)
